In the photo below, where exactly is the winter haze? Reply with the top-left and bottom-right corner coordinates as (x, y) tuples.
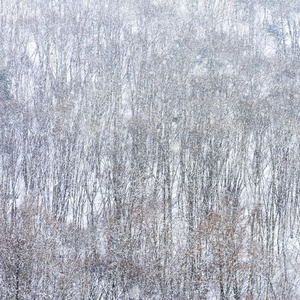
(0, 0), (300, 299)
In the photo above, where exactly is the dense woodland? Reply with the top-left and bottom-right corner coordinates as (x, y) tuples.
(0, 0), (300, 299)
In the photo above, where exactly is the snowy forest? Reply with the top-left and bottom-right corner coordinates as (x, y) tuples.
(0, 0), (300, 299)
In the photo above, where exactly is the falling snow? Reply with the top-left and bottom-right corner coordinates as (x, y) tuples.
(1, 0), (300, 299)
